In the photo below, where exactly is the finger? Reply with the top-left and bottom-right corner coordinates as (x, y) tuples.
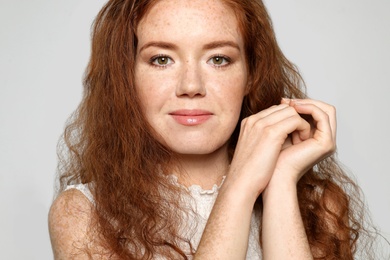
(249, 103), (290, 121)
(280, 98), (291, 105)
(244, 106), (311, 141)
(241, 104), (291, 132)
(281, 136), (293, 150)
(247, 103), (303, 126)
(262, 114), (312, 145)
(292, 131), (304, 145)
(290, 99), (337, 140)
(292, 103), (334, 143)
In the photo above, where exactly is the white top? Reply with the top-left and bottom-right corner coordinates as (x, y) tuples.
(66, 176), (262, 259)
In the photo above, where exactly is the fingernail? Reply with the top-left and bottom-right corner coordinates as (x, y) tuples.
(290, 99), (303, 106)
(281, 98), (291, 104)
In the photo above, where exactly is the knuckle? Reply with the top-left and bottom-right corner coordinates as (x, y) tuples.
(241, 117), (248, 127)
(286, 106), (297, 114)
(243, 114), (257, 126)
(325, 104), (336, 116)
(262, 125), (277, 138)
(253, 121), (265, 132)
(323, 112), (330, 121)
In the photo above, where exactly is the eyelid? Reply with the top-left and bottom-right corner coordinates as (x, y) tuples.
(149, 54), (174, 67)
(207, 54), (232, 67)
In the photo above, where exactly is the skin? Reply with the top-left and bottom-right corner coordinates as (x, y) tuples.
(49, 0), (337, 258)
(134, 0), (247, 188)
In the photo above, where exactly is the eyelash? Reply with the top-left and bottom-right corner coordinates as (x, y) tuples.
(149, 54), (174, 68)
(207, 54), (232, 68)
(148, 54), (233, 68)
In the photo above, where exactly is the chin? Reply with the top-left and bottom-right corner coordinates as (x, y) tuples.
(168, 141), (228, 156)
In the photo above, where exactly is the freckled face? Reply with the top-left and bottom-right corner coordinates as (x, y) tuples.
(134, 0), (247, 156)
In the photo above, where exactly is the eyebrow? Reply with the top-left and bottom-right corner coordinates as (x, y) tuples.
(202, 41), (241, 51)
(138, 41), (178, 53)
(138, 40), (240, 53)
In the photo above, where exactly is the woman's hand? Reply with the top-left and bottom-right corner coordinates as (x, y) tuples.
(226, 101), (312, 201)
(269, 98), (337, 187)
(260, 98), (336, 260)
(226, 98), (336, 200)
(196, 101), (314, 259)
(196, 98), (337, 260)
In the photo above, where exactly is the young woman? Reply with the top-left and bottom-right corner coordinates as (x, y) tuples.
(49, 0), (376, 259)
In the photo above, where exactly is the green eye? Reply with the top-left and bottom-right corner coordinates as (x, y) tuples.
(212, 57), (224, 65)
(208, 55), (230, 66)
(157, 57), (168, 65)
(150, 55), (172, 67)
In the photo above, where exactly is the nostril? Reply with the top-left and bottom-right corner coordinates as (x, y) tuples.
(176, 68), (206, 98)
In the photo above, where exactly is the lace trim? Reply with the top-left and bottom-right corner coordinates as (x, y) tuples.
(65, 183), (94, 204)
(65, 175), (226, 206)
(168, 175), (226, 195)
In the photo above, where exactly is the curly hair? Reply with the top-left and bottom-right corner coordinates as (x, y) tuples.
(56, 0), (376, 259)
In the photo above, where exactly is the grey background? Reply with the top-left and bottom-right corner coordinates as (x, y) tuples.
(0, 0), (389, 259)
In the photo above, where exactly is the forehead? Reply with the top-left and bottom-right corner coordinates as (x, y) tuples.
(137, 0), (242, 45)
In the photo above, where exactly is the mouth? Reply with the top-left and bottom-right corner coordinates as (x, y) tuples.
(169, 109), (213, 126)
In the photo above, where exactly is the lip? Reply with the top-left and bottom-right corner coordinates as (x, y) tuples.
(169, 109), (213, 126)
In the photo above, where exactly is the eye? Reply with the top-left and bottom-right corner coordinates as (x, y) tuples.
(150, 55), (173, 67)
(207, 55), (231, 67)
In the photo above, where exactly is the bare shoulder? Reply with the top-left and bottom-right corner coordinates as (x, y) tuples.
(48, 188), (96, 259)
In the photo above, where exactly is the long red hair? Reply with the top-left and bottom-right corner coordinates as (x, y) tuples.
(57, 0), (376, 259)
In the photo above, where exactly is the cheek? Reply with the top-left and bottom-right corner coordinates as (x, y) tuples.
(135, 69), (173, 112)
(212, 74), (247, 107)
(135, 71), (156, 120)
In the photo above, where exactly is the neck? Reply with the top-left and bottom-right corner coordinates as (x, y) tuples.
(173, 145), (230, 190)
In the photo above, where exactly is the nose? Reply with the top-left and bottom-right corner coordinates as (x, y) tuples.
(176, 60), (206, 98)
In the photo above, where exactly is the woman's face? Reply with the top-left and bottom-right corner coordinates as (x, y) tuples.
(134, 0), (247, 156)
